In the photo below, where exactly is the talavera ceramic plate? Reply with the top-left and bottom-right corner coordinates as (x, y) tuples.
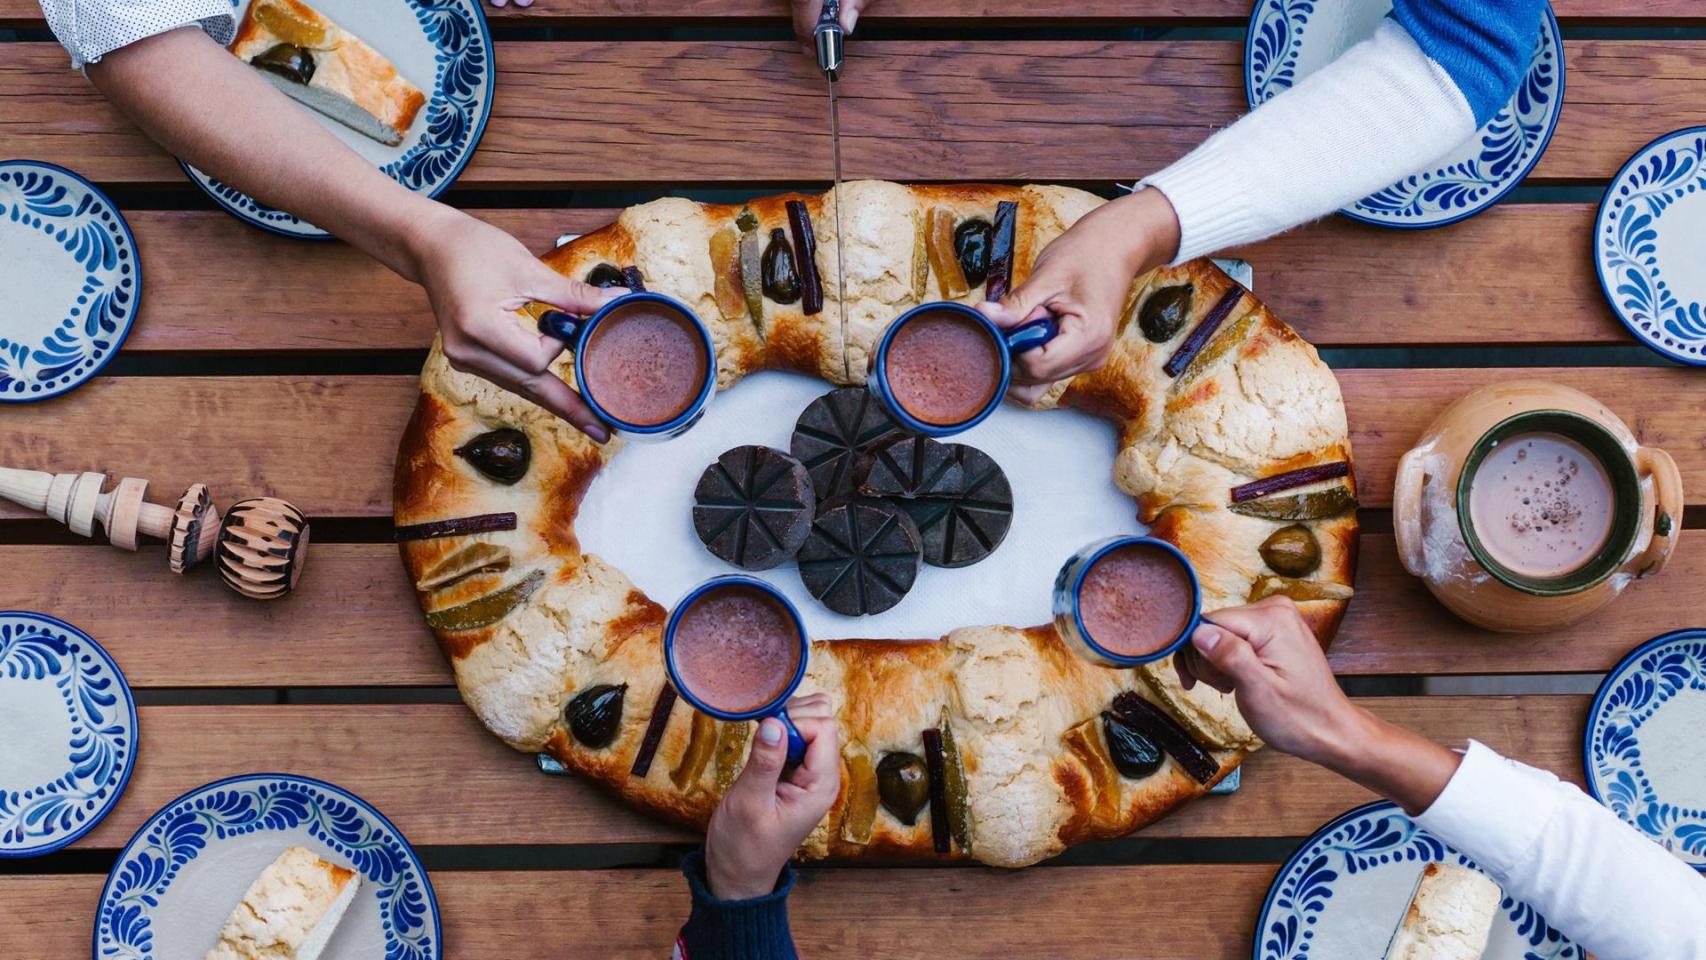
(0, 160), (140, 402)
(1244, 0), (1563, 228)
(1593, 127), (1706, 366)
(1253, 802), (1579, 959)
(0, 611), (137, 857)
(1584, 628), (1706, 870)
(96, 773), (442, 959)
(182, 0), (494, 239)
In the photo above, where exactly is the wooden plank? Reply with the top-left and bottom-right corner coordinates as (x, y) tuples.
(111, 204), (1620, 353)
(0, 544), (448, 687)
(6, 0), (1704, 27)
(3, 864), (1275, 959)
(58, 697), (1581, 850)
(0, 538), (1663, 684)
(4, 369), (1699, 522)
(3, 41), (1700, 186)
(1, 532), (1687, 686)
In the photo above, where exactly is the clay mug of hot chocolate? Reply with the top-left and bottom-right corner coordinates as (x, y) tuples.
(537, 291), (717, 441)
(868, 301), (1058, 436)
(1053, 535), (1204, 667)
(1392, 381), (1682, 633)
(664, 575), (809, 765)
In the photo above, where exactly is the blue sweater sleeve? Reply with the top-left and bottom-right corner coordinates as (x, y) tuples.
(676, 850), (798, 960)
(1389, 0), (1548, 127)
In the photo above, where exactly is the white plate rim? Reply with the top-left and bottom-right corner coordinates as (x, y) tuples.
(93, 771), (443, 960)
(0, 609), (138, 858)
(1242, 0), (1564, 230)
(1591, 125), (1706, 367)
(0, 159), (142, 403)
(180, 0), (497, 240)
(1583, 626), (1706, 871)
(1251, 800), (1580, 960)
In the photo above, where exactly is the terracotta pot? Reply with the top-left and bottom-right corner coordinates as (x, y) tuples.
(1392, 381), (1682, 633)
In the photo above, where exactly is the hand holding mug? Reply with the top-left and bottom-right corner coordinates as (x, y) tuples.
(704, 693), (841, 901)
(978, 188), (1182, 404)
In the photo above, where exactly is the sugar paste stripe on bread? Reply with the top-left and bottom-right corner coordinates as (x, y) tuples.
(394, 181), (1358, 867)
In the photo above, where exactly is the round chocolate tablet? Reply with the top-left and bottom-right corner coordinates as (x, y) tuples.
(888, 444), (1013, 568)
(791, 388), (909, 499)
(858, 435), (964, 501)
(797, 500), (921, 616)
(693, 445), (816, 570)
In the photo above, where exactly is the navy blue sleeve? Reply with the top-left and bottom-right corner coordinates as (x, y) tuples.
(676, 850), (799, 960)
(1389, 0), (1548, 127)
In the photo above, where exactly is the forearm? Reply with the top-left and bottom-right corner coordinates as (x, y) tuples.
(1314, 705), (1461, 816)
(1140, 20), (1476, 263)
(1412, 742), (1706, 959)
(86, 26), (449, 279)
(678, 850), (798, 960)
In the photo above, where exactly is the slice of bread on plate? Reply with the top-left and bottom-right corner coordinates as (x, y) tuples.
(1384, 862), (1503, 960)
(232, 0), (425, 146)
(205, 845), (361, 960)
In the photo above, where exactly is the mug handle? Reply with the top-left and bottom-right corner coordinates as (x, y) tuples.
(1004, 314), (1059, 355)
(537, 309), (584, 346)
(1625, 446), (1683, 578)
(777, 707), (806, 768)
(1392, 446), (1429, 578)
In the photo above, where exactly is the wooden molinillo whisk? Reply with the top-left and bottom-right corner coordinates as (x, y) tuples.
(0, 467), (309, 600)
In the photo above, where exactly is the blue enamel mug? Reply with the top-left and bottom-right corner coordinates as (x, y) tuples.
(536, 291), (716, 442)
(1052, 535), (1204, 668)
(664, 576), (809, 766)
(867, 301), (1058, 437)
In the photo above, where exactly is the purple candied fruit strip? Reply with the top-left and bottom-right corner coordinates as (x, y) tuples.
(985, 201), (1018, 303)
(1109, 691), (1220, 785)
(394, 512), (517, 542)
(786, 200), (823, 316)
(629, 684), (678, 778)
(1162, 285), (1245, 378)
(1230, 461), (1351, 504)
(922, 727), (951, 854)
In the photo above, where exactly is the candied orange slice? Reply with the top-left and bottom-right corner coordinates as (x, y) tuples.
(256, 0), (333, 50)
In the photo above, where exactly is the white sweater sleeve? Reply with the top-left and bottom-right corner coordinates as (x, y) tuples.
(1142, 19), (1477, 263)
(1413, 740), (1706, 960)
(37, 0), (236, 70)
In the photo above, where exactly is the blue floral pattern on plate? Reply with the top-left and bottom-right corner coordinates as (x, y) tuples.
(96, 773), (441, 960)
(1584, 629), (1706, 869)
(1255, 802), (1579, 960)
(0, 161), (140, 402)
(0, 611), (137, 858)
(1593, 128), (1706, 366)
(182, 0), (494, 239)
(1245, 0), (1563, 229)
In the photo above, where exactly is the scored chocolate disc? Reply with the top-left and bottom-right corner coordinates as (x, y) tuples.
(858, 435), (964, 500)
(882, 444), (1013, 568)
(791, 388), (910, 499)
(693, 445), (817, 570)
(797, 500), (921, 616)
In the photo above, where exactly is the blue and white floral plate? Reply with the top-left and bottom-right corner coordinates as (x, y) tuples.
(1254, 802), (1579, 960)
(183, 0), (494, 239)
(1584, 628), (1706, 869)
(97, 773), (441, 960)
(1593, 129), (1706, 366)
(0, 161), (140, 402)
(0, 611), (137, 858)
(1245, 0), (1563, 228)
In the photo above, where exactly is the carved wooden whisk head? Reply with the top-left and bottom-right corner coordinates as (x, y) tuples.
(0, 467), (310, 600)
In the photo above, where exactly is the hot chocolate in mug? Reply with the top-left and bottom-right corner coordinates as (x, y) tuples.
(867, 302), (1057, 437)
(537, 291), (717, 441)
(1393, 381), (1682, 633)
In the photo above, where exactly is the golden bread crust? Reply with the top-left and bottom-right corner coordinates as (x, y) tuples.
(394, 182), (1358, 867)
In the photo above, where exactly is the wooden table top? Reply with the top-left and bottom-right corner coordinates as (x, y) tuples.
(2, 3), (1700, 957)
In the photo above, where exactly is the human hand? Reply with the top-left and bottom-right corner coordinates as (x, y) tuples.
(1178, 597), (1463, 814)
(976, 188), (1181, 404)
(1174, 596), (1363, 765)
(409, 209), (624, 442)
(703, 693), (841, 901)
(792, 0), (870, 55)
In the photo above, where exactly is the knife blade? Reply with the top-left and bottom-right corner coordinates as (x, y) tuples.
(816, 0), (850, 381)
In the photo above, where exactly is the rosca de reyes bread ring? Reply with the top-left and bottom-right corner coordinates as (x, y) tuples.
(393, 181), (1359, 868)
